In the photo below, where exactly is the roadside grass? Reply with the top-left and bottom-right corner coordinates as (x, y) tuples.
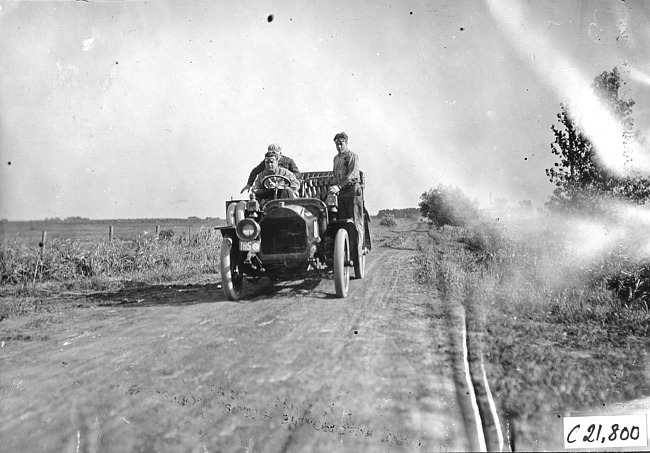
(0, 229), (222, 318)
(417, 215), (650, 446)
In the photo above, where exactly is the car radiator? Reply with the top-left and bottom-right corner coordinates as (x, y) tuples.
(260, 210), (307, 255)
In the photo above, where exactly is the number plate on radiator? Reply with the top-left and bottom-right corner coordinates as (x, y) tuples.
(239, 241), (260, 252)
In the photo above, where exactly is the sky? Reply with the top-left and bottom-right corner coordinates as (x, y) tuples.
(1, 0), (649, 221)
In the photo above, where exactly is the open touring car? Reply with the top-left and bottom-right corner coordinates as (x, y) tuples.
(217, 171), (371, 300)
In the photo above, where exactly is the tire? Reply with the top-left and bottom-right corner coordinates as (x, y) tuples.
(220, 236), (243, 301)
(354, 250), (365, 279)
(334, 228), (350, 298)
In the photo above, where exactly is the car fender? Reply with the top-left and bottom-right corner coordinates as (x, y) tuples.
(215, 226), (236, 238)
(327, 219), (360, 260)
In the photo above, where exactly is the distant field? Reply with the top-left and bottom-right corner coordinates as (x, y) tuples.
(0, 219), (225, 245)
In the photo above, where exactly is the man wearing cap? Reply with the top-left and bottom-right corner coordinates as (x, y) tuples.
(241, 143), (300, 193)
(328, 132), (365, 254)
(251, 151), (300, 200)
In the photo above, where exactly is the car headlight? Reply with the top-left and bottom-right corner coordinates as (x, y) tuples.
(236, 218), (261, 241)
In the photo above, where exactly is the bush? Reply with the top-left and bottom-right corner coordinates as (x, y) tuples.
(419, 184), (480, 227)
(376, 208), (420, 220)
(379, 215), (397, 228)
(587, 238), (650, 311)
(158, 229), (174, 241)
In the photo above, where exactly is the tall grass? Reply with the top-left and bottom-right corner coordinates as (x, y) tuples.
(418, 215), (650, 446)
(1, 229), (223, 292)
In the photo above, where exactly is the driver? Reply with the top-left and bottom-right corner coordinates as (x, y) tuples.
(251, 151), (300, 200)
(241, 143), (300, 194)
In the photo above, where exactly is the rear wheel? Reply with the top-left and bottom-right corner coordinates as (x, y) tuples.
(220, 236), (243, 300)
(334, 228), (350, 298)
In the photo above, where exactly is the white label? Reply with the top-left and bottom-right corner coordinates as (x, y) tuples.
(563, 414), (647, 449)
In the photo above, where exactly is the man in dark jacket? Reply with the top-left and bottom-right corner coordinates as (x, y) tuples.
(240, 143), (300, 193)
(251, 151), (300, 200)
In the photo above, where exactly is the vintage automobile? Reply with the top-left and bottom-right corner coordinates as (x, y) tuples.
(217, 171), (371, 300)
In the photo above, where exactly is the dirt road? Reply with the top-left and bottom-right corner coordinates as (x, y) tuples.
(1, 229), (480, 452)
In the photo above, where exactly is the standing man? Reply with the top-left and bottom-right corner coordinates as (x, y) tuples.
(241, 143), (300, 193)
(328, 131), (365, 255)
(251, 151), (300, 200)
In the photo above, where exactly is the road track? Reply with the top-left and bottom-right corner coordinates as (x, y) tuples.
(1, 224), (506, 452)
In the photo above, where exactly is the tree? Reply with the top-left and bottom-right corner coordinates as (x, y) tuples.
(545, 67), (650, 213)
(419, 184), (479, 227)
(376, 208), (420, 219)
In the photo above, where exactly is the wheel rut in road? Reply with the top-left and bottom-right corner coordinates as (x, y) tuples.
(260, 231), (472, 452)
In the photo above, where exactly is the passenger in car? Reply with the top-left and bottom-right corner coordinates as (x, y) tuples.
(328, 131), (365, 254)
(241, 143), (300, 193)
(251, 151), (300, 200)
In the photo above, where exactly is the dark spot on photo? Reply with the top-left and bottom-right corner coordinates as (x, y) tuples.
(460, 27), (465, 31)
(268, 14), (274, 22)
(410, 11), (413, 15)
(7, 162), (10, 166)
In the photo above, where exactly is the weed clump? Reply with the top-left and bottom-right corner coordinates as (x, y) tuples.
(589, 247), (650, 311)
(158, 229), (175, 241)
(379, 215), (397, 228)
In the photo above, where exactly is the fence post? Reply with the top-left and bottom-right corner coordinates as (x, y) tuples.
(188, 226), (191, 242)
(39, 230), (47, 259)
(109, 225), (114, 241)
(155, 225), (160, 238)
(33, 230), (47, 284)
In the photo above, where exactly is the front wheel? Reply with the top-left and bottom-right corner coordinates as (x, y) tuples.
(334, 229), (350, 298)
(220, 236), (243, 300)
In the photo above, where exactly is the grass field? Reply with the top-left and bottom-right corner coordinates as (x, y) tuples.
(0, 219), (225, 297)
(417, 213), (650, 447)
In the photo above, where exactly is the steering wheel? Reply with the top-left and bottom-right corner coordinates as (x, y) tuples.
(261, 174), (292, 199)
